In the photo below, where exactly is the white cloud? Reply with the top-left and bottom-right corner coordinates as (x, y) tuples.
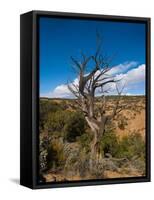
(41, 63), (145, 98)
(44, 78), (79, 98)
(45, 84), (72, 98)
(95, 64), (145, 94)
(109, 61), (138, 75)
(51, 84), (71, 98)
(123, 64), (145, 84)
(114, 64), (145, 94)
(115, 64), (145, 85)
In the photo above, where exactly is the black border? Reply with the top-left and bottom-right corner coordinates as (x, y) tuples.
(20, 11), (33, 188)
(31, 11), (151, 189)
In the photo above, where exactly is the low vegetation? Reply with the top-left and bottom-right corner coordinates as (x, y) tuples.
(39, 96), (146, 182)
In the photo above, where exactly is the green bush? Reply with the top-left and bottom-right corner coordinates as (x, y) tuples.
(64, 112), (86, 142)
(45, 110), (68, 132)
(43, 109), (86, 142)
(115, 133), (145, 160)
(47, 141), (66, 169)
(100, 131), (119, 157)
(78, 132), (93, 153)
(100, 131), (145, 161)
(39, 100), (63, 129)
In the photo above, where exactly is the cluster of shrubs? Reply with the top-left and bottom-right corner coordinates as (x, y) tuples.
(39, 99), (145, 178)
(100, 131), (145, 174)
(101, 131), (145, 160)
(39, 100), (87, 173)
(46, 110), (86, 142)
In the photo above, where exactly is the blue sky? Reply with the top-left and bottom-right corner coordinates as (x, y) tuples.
(39, 17), (146, 97)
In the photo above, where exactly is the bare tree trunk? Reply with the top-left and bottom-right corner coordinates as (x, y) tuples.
(68, 35), (124, 172)
(85, 116), (105, 169)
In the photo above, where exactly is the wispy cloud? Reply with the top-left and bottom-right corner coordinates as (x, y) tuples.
(40, 62), (145, 98)
(109, 61), (138, 75)
(114, 64), (145, 94)
(41, 84), (72, 98)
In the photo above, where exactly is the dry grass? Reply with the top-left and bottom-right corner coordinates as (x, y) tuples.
(40, 96), (146, 182)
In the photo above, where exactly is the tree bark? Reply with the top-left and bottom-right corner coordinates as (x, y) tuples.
(85, 116), (106, 168)
(68, 37), (124, 171)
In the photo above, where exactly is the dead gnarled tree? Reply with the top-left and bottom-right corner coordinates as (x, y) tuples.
(68, 36), (125, 163)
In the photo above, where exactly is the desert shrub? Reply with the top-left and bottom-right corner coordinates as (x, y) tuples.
(100, 130), (145, 161)
(118, 116), (128, 130)
(131, 157), (145, 174)
(43, 109), (87, 141)
(64, 112), (86, 142)
(63, 143), (81, 177)
(39, 149), (48, 172)
(47, 141), (66, 170)
(78, 132), (93, 153)
(115, 133), (146, 174)
(115, 133), (145, 160)
(39, 100), (63, 129)
(100, 131), (119, 157)
(45, 110), (69, 133)
(90, 161), (105, 178)
(39, 135), (50, 172)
